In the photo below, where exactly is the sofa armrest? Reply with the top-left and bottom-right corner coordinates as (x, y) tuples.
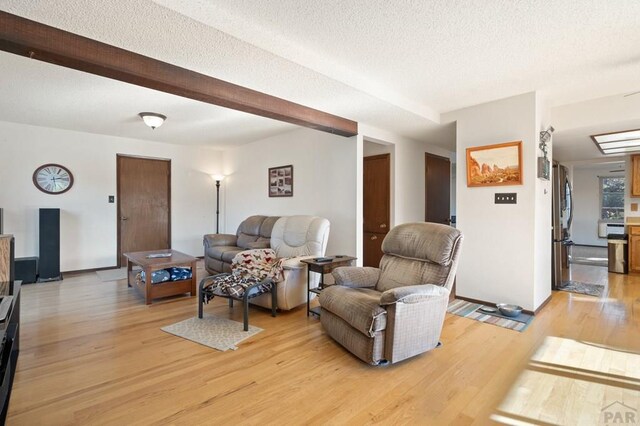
(379, 284), (449, 305)
(332, 267), (380, 288)
(203, 233), (237, 248)
(281, 255), (316, 270)
(245, 240), (270, 249)
(381, 284), (450, 364)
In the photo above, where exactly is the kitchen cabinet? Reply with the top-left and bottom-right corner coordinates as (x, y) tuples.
(631, 155), (640, 197)
(628, 226), (640, 273)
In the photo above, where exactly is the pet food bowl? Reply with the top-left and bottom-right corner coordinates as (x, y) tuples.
(496, 303), (523, 317)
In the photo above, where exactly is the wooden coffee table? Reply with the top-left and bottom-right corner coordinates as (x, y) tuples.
(124, 249), (197, 305)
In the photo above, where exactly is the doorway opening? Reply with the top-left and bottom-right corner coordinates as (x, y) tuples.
(554, 161), (625, 293)
(425, 153), (452, 225)
(566, 163), (625, 270)
(363, 140), (393, 267)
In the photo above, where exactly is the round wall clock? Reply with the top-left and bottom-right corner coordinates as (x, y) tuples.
(32, 164), (74, 194)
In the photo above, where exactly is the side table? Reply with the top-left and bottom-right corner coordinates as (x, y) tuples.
(301, 256), (357, 317)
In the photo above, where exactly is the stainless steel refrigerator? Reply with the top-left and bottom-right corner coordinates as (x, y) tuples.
(552, 162), (573, 289)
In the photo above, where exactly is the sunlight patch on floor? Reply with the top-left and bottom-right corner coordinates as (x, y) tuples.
(492, 336), (640, 425)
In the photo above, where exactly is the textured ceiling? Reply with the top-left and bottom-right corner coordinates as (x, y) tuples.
(0, 53), (294, 149)
(153, 0), (640, 112)
(1, 0), (639, 150)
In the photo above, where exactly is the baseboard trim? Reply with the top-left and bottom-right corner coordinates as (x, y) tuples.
(455, 295), (537, 316)
(64, 258), (203, 276)
(572, 244), (607, 248)
(534, 294), (553, 314)
(62, 265), (119, 275)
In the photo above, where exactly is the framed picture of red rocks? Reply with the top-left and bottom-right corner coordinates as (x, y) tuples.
(466, 141), (522, 187)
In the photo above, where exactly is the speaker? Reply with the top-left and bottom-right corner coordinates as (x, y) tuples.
(15, 257), (38, 284)
(38, 208), (62, 282)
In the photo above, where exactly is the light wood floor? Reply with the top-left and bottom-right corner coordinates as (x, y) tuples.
(7, 263), (640, 425)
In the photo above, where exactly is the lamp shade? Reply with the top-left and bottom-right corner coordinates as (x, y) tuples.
(211, 174), (225, 182)
(139, 112), (166, 129)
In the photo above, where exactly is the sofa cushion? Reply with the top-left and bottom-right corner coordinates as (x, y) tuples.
(236, 215), (268, 249)
(222, 248), (244, 263)
(206, 245), (243, 261)
(382, 222), (462, 266)
(271, 216), (330, 257)
(205, 257), (223, 275)
(377, 255), (450, 293)
(245, 240), (270, 249)
(237, 233), (259, 249)
(319, 286), (386, 337)
(260, 216), (280, 238)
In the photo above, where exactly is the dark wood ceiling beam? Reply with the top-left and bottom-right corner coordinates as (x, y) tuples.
(0, 11), (358, 137)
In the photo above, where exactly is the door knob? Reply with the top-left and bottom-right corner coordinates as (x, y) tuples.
(121, 216), (128, 221)
(371, 235), (378, 240)
(380, 223), (387, 228)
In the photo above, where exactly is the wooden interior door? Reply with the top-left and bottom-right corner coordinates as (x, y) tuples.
(117, 155), (171, 266)
(425, 153), (451, 225)
(363, 154), (390, 267)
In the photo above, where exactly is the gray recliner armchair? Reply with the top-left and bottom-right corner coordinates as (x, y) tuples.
(319, 222), (463, 365)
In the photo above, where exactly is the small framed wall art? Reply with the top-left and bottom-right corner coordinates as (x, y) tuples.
(466, 141), (523, 187)
(268, 165), (293, 197)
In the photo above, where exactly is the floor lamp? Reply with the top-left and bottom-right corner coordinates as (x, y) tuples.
(211, 175), (225, 234)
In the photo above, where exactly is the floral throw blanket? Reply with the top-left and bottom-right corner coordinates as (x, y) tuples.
(202, 249), (285, 300)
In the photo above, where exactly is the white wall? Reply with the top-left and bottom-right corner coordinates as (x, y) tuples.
(533, 100), (553, 309)
(572, 164), (619, 246)
(444, 92), (551, 311)
(364, 140), (392, 157)
(222, 128), (358, 256)
(0, 120), (222, 271)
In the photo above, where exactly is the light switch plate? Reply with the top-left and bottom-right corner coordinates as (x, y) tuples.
(108, 195), (115, 203)
(495, 193), (517, 204)
(632, 203), (638, 212)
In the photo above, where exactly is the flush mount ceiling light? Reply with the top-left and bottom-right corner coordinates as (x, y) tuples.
(591, 128), (640, 155)
(139, 112), (166, 129)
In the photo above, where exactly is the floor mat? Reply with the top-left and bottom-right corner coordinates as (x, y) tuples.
(557, 281), (605, 297)
(447, 299), (533, 332)
(161, 314), (263, 351)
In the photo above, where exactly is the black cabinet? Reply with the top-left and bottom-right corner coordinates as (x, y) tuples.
(0, 281), (20, 425)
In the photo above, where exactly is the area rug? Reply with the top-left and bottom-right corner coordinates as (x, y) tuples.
(96, 267), (128, 282)
(161, 314), (263, 351)
(557, 281), (604, 297)
(447, 299), (533, 332)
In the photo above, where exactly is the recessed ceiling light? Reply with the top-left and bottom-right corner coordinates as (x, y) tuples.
(591, 129), (640, 155)
(598, 138), (640, 150)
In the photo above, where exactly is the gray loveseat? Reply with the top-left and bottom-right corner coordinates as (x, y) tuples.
(204, 215), (280, 274)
